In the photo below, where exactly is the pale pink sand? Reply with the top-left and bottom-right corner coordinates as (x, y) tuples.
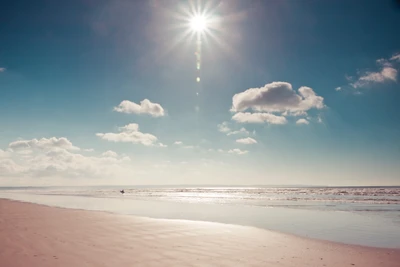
(0, 199), (399, 267)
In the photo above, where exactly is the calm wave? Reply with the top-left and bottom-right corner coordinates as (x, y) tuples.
(4, 186), (400, 212)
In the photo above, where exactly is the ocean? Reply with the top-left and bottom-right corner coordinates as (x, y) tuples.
(1, 186), (400, 248)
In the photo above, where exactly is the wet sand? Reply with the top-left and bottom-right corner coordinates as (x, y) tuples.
(1, 199), (399, 267)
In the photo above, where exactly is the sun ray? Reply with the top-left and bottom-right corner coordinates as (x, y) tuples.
(148, 0), (247, 88)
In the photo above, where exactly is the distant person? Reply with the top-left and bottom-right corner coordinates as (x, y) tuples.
(120, 189), (125, 194)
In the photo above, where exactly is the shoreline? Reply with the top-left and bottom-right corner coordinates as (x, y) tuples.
(1, 197), (397, 251)
(2, 194), (400, 249)
(1, 199), (400, 267)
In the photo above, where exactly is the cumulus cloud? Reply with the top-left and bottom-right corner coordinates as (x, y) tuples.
(174, 141), (183, 145)
(101, 150), (118, 157)
(228, 149), (248, 155)
(96, 123), (158, 146)
(0, 67), (6, 72)
(0, 150), (22, 176)
(14, 149), (33, 155)
(0, 149), (10, 158)
(28, 148), (131, 178)
(0, 158), (24, 175)
(232, 112), (287, 124)
(226, 127), (250, 136)
(9, 137), (80, 151)
(236, 137), (257, 145)
(231, 82), (324, 113)
(296, 118), (310, 125)
(114, 99), (165, 117)
(352, 67), (397, 88)
(217, 122), (231, 133)
(335, 87), (342, 91)
(0, 137), (136, 181)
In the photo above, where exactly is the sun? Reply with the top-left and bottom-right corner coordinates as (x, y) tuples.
(190, 15), (208, 32)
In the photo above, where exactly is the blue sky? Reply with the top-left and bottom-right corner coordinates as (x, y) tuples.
(0, 0), (399, 186)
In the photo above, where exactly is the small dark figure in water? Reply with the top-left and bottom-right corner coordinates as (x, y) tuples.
(120, 189), (125, 194)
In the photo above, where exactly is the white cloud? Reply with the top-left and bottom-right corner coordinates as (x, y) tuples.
(172, 141), (196, 149)
(219, 122), (251, 136)
(376, 58), (385, 64)
(3, 136), (252, 185)
(236, 137), (257, 145)
(101, 150), (118, 157)
(335, 87), (342, 91)
(114, 99), (165, 117)
(0, 137), (136, 181)
(96, 123), (158, 146)
(0, 149), (10, 158)
(120, 156), (131, 162)
(296, 118), (310, 125)
(231, 82), (324, 113)
(352, 67), (397, 88)
(390, 53), (400, 62)
(376, 58), (392, 67)
(317, 116), (323, 123)
(228, 149), (248, 155)
(159, 143), (168, 148)
(9, 137), (80, 151)
(347, 53), (400, 89)
(0, 68), (6, 72)
(14, 149), (33, 155)
(232, 112), (287, 124)
(282, 110), (308, 117)
(230, 82), (324, 126)
(119, 123), (139, 132)
(226, 127), (250, 136)
(27, 148), (131, 179)
(217, 122), (231, 133)
(84, 148), (94, 152)
(0, 158), (24, 175)
(212, 148), (248, 155)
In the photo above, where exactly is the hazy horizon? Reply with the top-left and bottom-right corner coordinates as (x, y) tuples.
(2, 184), (400, 188)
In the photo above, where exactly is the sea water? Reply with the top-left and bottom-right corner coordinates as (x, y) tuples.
(1, 186), (400, 248)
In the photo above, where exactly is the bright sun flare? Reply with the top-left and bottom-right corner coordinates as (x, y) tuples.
(190, 15), (207, 32)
